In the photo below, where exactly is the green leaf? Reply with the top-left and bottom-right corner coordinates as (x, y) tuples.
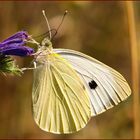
(0, 55), (22, 76)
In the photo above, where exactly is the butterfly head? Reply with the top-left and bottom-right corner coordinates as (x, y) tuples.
(41, 37), (52, 49)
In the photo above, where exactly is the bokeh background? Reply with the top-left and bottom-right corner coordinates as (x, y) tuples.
(0, 1), (139, 139)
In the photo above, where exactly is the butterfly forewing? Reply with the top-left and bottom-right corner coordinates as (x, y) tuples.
(32, 53), (91, 134)
(54, 49), (131, 116)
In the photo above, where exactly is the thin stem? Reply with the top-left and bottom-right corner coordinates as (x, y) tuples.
(126, 1), (140, 139)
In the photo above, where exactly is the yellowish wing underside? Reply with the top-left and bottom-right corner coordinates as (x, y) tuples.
(32, 54), (91, 134)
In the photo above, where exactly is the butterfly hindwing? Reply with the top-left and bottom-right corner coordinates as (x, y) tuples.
(32, 53), (91, 134)
(54, 49), (131, 116)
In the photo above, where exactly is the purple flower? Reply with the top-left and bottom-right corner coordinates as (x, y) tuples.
(0, 31), (34, 56)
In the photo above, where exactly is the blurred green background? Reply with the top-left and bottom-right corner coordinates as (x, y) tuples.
(0, 1), (137, 139)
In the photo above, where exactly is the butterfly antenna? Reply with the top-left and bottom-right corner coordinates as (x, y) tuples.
(52, 10), (68, 40)
(57, 10), (68, 32)
(42, 10), (52, 40)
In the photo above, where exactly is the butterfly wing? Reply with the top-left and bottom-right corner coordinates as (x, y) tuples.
(54, 49), (131, 116)
(32, 53), (91, 134)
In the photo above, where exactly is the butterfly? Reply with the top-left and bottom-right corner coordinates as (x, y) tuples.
(31, 11), (131, 134)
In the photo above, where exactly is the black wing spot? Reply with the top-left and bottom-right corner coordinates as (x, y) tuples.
(89, 80), (98, 89)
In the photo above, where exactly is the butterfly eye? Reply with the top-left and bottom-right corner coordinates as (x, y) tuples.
(41, 38), (52, 48)
(89, 80), (98, 89)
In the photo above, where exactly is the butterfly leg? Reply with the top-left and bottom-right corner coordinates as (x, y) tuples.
(21, 67), (35, 71)
(33, 61), (37, 68)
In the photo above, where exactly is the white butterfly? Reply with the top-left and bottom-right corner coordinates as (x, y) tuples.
(31, 11), (131, 134)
